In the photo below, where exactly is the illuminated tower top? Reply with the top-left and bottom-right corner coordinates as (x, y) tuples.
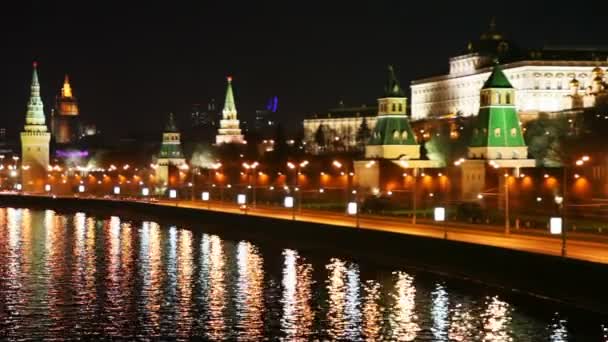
(24, 61), (48, 132)
(55, 74), (79, 116)
(222, 76), (237, 120)
(61, 75), (73, 98)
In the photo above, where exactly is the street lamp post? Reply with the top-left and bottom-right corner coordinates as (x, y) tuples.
(242, 161), (259, 208)
(191, 166), (198, 201)
(558, 155), (589, 257)
(332, 160), (353, 210)
(288, 160), (308, 215)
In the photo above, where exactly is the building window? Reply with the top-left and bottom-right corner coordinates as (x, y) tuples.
(401, 131), (408, 140)
(506, 93), (511, 104)
(392, 130), (399, 140)
(398, 103), (403, 112)
(510, 128), (517, 137)
(392, 104), (396, 112)
(494, 128), (501, 137)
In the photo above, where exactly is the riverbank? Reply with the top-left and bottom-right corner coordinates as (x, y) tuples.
(1, 194), (607, 316)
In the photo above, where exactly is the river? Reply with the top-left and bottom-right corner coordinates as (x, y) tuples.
(0, 207), (604, 340)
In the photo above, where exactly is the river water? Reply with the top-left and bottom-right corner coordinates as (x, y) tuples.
(0, 207), (605, 340)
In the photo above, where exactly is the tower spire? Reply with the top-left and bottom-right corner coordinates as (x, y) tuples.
(61, 74), (73, 98)
(384, 65), (404, 97)
(223, 76), (237, 117)
(25, 61), (47, 128)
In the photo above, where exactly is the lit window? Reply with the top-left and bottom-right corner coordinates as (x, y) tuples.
(510, 128), (517, 137)
(392, 104), (396, 112)
(401, 131), (408, 140)
(392, 130), (399, 140)
(494, 128), (501, 137)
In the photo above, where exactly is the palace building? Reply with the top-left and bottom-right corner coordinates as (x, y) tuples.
(303, 103), (377, 154)
(410, 20), (608, 121)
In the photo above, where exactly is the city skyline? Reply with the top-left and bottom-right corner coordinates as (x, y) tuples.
(0, 2), (606, 138)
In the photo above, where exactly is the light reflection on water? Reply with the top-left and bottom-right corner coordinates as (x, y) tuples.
(0, 207), (603, 340)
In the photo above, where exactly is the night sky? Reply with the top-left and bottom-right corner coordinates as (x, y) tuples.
(0, 1), (605, 139)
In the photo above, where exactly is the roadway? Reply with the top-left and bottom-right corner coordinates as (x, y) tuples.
(151, 199), (608, 265)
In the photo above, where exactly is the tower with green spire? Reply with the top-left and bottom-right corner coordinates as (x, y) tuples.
(156, 113), (186, 191)
(468, 64), (528, 160)
(216, 76), (244, 145)
(365, 65), (419, 160)
(20, 62), (51, 192)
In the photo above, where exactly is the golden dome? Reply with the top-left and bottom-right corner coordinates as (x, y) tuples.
(570, 78), (580, 86)
(591, 66), (605, 79)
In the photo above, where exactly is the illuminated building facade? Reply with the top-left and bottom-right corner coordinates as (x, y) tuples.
(303, 103), (377, 154)
(215, 77), (245, 145)
(562, 67), (608, 109)
(20, 62), (51, 192)
(411, 20), (608, 121)
(51, 75), (81, 145)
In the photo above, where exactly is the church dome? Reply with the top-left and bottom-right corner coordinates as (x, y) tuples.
(591, 66), (604, 78)
(569, 78), (580, 87)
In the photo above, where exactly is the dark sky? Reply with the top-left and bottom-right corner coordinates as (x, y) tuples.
(0, 1), (606, 139)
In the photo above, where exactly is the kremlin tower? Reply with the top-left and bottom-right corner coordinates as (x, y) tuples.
(156, 113), (186, 192)
(52, 74), (81, 145)
(20, 62), (51, 192)
(215, 76), (245, 145)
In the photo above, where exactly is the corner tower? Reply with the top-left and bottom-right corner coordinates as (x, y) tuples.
(20, 62), (51, 192)
(365, 65), (419, 159)
(468, 64), (527, 160)
(215, 76), (245, 145)
(156, 113), (186, 191)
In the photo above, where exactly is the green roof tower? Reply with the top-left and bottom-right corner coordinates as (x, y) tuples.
(365, 65), (419, 160)
(158, 113), (184, 160)
(468, 64), (528, 160)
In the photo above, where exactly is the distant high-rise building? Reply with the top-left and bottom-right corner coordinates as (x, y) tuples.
(21, 62), (50, 192)
(190, 103), (203, 127)
(51, 74), (81, 145)
(216, 77), (245, 145)
(190, 99), (218, 128)
(254, 96), (278, 135)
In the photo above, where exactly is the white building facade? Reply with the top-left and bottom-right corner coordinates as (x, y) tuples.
(411, 59), (608, 121)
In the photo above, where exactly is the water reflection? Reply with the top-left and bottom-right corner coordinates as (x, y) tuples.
(235, 241), (264, 340)
(362, 280), (382, 341)
(482, 296), (512, 341)
(0, 207), (601, 340)
(388, 271), (420, 340)
(431, 283), (449, 341)
(281, 249), (314, 339)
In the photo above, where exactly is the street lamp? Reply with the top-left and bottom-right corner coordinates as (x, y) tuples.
(558, 155), (590, 257)
(287, 160), (308, 214)
(333, 160), (355, 210)
(242, 161), (259, 207)
(398, 159), (418, 224)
